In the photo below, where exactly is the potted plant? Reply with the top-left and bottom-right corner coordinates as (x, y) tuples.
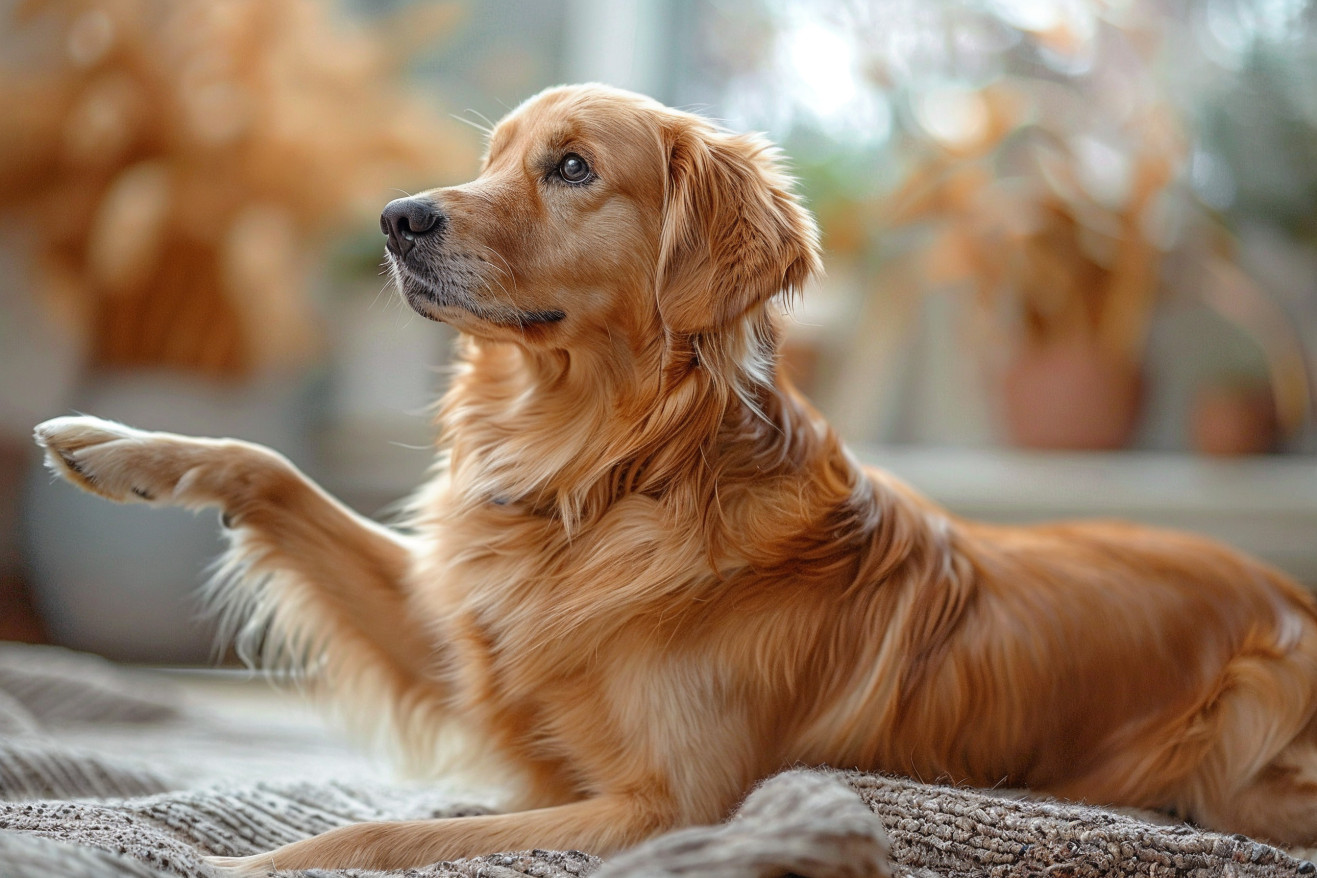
(0, 0), (475, 661)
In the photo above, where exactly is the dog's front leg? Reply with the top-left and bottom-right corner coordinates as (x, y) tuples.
(208, 792), (677, 874)
(33, 415), (441, 700)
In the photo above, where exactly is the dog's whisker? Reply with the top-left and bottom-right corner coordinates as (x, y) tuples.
(451, 112), (493, 137)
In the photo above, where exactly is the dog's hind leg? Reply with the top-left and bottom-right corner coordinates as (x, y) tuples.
(1172, 619), (1317, 849)
(33, 415), (448, 757)
(1194, 721), (1317, 850)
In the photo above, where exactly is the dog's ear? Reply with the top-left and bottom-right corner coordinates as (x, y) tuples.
(656, 121), (821, 335)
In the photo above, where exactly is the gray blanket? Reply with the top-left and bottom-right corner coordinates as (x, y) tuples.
(0, 643), (1311, 878)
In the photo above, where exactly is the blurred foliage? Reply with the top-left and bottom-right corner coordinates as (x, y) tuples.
(696, 0), (1317, 233)
(0, 0), (479, 378)
(690, 0), (1316, 446)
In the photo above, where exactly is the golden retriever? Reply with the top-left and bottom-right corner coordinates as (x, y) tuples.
(34, 84), (1317, 872)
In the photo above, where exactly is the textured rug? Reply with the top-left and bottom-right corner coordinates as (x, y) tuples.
(0, 642), (1311, 878)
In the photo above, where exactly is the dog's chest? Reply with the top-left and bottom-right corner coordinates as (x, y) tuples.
(403, 487), (713, 776)
(412, 488), (696, 688)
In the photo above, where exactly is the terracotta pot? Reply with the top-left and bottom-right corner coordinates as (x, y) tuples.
(1001, 335), (1143, 450)
(1191, 383), (1277, 456)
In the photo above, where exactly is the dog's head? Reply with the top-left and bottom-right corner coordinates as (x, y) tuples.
(382, 84), (820, 348)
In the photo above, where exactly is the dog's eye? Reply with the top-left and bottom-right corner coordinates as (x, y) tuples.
(557, 154), (592, 184)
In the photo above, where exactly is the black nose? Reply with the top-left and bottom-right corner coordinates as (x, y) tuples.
(380, 196), (444, 259)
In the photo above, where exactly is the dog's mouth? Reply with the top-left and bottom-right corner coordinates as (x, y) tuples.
(391, 257), (566, 329)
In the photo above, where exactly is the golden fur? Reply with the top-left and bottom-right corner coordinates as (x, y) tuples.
(34, 84), (1317, 872)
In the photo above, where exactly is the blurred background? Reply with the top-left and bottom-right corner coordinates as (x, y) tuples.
(1, 0), (1315, 663)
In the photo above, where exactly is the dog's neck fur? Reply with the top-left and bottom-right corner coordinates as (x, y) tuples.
(436, 308), (836, 536)
(431, 305), (947, 594)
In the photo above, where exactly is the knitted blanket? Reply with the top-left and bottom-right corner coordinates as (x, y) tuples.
(0, 643), (1311, 878)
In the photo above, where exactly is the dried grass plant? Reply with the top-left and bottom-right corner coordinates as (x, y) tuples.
(0, 0), (476, 378)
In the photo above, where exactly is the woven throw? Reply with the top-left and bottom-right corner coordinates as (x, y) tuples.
(0, 642), (1314, 878)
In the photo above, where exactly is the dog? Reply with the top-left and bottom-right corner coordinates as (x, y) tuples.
(34, 84), (1317, 872)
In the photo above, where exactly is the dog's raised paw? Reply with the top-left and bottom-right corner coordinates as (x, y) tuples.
(33, 415), (163, 503)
